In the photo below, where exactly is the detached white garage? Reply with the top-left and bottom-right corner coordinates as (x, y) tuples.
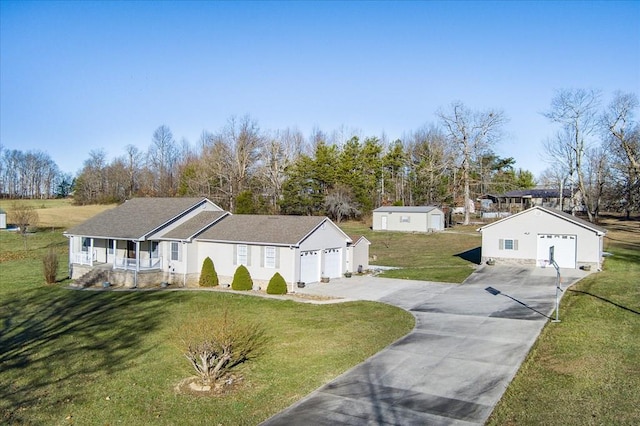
(478, 206), (607, 270)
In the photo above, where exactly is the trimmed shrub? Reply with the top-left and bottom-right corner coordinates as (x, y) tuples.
(231, 265), (253, 291)
(266, 272), (287, 295)
(42, 248), (58, 284)
(199, 257), (219, 287)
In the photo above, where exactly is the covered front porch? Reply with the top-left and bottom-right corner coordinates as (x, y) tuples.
(69, 236), (162, 272)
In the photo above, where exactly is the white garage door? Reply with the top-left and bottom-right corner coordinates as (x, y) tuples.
(536, 234), (577, 268)
(300, 250), (320, 283)
(323, 248), (342, 278)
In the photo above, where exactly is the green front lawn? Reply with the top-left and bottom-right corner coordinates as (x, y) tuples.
(0, 230), (414, 425)
(340, 221), (481, 283)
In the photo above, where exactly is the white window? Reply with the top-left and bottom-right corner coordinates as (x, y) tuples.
(171, 242), (181, 261)
(264, 246), (276, 268)
(499, 238), (518, 250)
(237, 244), (248, 265)
(400, 215), (410, 223)
(82, 237), (90, 252)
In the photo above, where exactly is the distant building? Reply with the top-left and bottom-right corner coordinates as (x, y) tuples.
(482, 188), (576, 213)
(0, 208), (6, 229)
(372, 206), (445, 232)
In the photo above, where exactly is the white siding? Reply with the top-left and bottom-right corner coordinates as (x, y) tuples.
(481, 208), (603, 268)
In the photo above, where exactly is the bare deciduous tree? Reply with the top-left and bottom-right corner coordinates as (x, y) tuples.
(601, 91), (639, 218)
(9, 201), (39, 249)
(544, 88), (601, 221)
(437, 102), (507, 224)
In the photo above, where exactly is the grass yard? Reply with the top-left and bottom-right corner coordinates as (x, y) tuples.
(488, 215), (640, 425)
(339, 220), (481, 283)
(0, 226), (414, 425)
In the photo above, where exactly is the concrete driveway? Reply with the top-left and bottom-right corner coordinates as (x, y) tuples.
(261, 266), (589, 425)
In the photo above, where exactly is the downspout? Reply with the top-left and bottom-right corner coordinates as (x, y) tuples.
(183, 241), (187, 287)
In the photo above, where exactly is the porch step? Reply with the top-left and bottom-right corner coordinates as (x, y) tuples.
(74, 265), (112, 288)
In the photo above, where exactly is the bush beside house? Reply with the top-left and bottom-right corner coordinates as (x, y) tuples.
(199, 257), (219, 287)
(266, 272), (287, 295)
(231, 265), (253, 291)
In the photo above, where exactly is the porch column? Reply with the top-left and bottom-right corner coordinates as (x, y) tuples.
(136, 241), (140, 271)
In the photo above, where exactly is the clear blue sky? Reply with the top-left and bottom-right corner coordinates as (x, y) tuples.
(2, 0), (639, 178)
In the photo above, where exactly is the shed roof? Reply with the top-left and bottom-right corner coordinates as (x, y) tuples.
(65, 197), (213, 239)
(196, 214), (349, 246)
(478, 206), (607, 235)
(373, 206), (441, 213)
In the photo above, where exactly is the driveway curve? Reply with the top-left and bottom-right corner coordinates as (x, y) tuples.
(261, 266), (589, 425)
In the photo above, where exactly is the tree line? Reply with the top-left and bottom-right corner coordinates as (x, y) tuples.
(70, 107), (538, 224)
(0, 148), (72, 199)
(2, 90), (637, 223)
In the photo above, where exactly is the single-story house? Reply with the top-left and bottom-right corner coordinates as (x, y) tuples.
(64, 197), (360, 291)
(484, 188), (575, 213)
(478, 206), (607, 270)
(372, 206), (445, 232)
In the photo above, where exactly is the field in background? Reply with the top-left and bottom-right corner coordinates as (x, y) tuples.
(0, 199), (116, 229)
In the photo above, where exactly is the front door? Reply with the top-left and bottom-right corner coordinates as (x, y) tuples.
(127, 241), (136, 259)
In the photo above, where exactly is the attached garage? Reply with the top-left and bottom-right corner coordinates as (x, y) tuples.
(300, 250), (320, 284)
(478, 206), (607, 270)
(322, 248), (342, 278)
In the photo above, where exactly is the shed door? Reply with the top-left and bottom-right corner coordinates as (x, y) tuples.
(381, 215), (388, 230)
(536, 234), (576, 268)
(323, 248), (341, 278)
(300, 250), (320, 283)
(430, 214), (443, 231)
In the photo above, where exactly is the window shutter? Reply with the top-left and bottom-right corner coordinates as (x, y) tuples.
(233, 245), (237, 265)
(513, 239), (519, 250)
(275, 247), (280, 268)
(247, 246), (251, 266)
(260, 246), (265, 267)
(499, 239), (504, 250)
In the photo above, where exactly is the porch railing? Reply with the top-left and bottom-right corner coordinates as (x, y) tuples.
(73, 251), (96, 266)
(113, 256), (162, 271)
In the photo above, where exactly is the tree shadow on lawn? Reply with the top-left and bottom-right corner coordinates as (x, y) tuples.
(455, 247), (482, 265)
(0, 287), (170, 423)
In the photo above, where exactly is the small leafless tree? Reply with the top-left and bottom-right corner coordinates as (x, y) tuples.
(9, 201), (39, 249)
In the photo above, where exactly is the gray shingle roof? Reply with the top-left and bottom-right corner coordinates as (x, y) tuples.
(160, 211), (228, 240)
(196, 215), (333, 245)
(478, 206), (607, 235)
(373, 206), (440, 213)
(65, 197), (211, 239)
